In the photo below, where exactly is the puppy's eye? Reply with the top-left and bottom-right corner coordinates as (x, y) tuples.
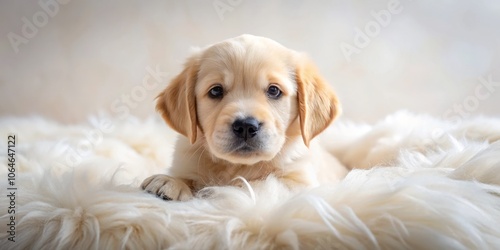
(208, 85), (224, 99)
(266, 85), (282, 99)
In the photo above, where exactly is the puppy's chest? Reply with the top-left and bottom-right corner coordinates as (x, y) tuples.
(192, 162), (278, 190)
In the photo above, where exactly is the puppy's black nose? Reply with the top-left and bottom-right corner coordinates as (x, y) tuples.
(232, 117), (261, 140)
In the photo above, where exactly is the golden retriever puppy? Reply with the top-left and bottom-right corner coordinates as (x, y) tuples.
(141, 34), (348, 201)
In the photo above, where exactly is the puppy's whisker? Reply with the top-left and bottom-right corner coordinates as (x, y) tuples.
(196, 147), (207, 172)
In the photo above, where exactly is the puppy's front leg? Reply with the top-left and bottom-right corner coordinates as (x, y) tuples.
(141, 174), (193, 201)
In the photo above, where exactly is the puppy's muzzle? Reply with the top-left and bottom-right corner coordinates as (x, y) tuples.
(232, 117), (261, 141)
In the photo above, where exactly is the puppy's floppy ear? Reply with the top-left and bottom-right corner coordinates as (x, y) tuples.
(156, 54), (199, 144)
(295, 56), (341, 147)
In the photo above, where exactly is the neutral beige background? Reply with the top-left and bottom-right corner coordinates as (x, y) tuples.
(1, 0), (499, 123)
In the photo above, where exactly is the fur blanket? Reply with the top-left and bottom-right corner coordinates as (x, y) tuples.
(1, 111), (500, 249)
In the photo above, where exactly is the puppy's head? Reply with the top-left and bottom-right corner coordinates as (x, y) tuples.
(156, 35), (340, 165)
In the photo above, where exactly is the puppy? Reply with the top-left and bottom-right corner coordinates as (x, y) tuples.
(141, 34), (348, 201)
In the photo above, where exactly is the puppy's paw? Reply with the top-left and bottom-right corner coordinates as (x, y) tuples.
(141, 174), (193, 201)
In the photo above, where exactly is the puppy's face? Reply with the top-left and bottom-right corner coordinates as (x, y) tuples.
(157, 35), (340, 165)
(195, 38), (297, 164)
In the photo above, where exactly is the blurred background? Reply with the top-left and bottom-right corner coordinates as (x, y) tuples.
(1, 0), (499, 123)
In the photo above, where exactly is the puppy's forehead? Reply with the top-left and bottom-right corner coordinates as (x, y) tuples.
(197, 36), (295, 84)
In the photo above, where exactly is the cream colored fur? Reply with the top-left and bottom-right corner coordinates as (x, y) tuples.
(1, 111), (500, 249)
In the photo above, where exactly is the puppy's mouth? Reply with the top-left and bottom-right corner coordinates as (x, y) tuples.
(229, 140), (262, 154)
(221, 139), (270, 165)
(209, 116), (281, 164)
(210, 136), (277, 165)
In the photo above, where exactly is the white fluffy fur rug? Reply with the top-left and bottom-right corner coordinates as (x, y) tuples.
(1, 111), (500, 249)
